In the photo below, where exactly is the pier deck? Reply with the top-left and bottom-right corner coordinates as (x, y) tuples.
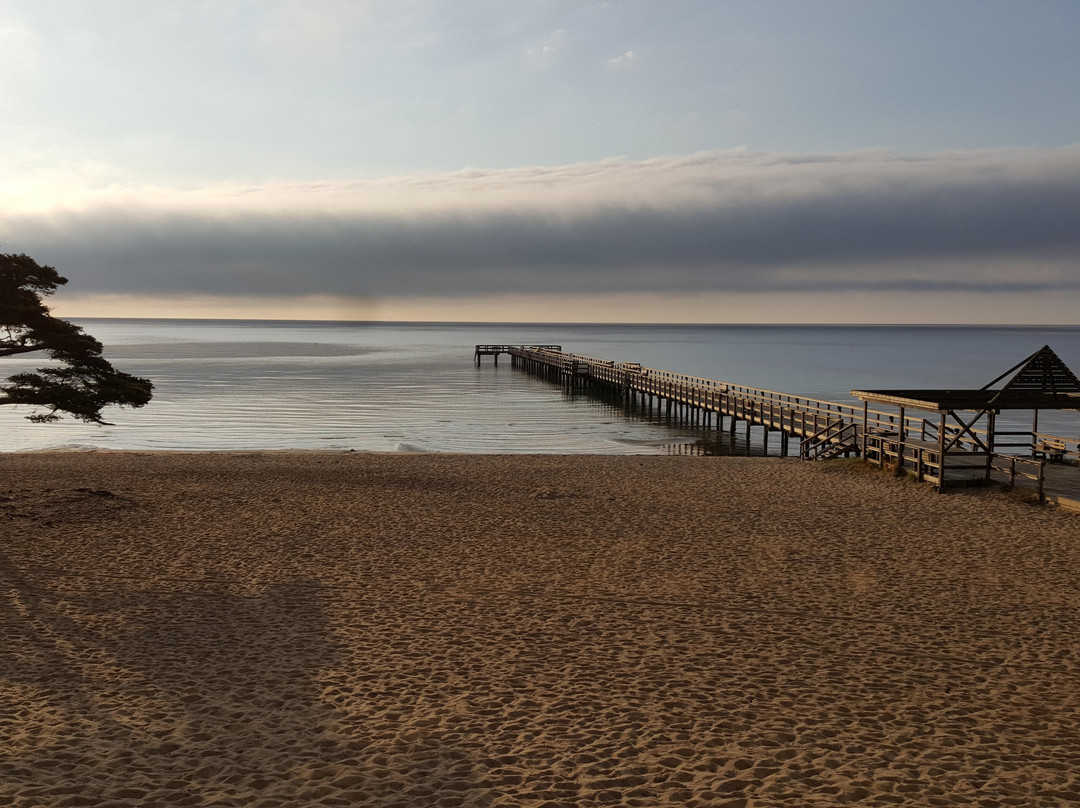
(477, 345), (1080, 509)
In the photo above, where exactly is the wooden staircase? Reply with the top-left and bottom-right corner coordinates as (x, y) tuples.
(801, 420), (862, 460)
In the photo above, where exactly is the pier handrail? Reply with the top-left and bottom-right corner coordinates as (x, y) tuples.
(494, 345), (1077, 457)
(627, 364), (937, 439)
(476, 344), (562, 351)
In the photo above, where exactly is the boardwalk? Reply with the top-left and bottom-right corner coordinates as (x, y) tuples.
(475, 344), (1080, 509)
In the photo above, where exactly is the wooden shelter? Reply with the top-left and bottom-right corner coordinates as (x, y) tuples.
(851, 346), (1080, 489)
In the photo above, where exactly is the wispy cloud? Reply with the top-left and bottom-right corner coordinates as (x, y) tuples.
(3, 147), (1079, 301)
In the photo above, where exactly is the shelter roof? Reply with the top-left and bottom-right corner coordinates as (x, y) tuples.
(851, 346), (1080, 412)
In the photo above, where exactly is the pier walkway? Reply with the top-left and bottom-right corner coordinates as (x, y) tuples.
(475, 344), (1080, 510)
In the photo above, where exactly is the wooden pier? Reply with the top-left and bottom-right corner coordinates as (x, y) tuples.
(476, 344), (1080, 509)
(474, 344), (560, 367)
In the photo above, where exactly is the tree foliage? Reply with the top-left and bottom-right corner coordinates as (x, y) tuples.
(1, 252), (153, 423)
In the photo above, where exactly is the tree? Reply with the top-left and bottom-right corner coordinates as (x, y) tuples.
(1, 252), (153, 423)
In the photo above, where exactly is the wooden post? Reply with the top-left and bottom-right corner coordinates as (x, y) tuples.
(1031, 409), (1039, 458)
(897, 406), (906, 473)
(937, 412), (947, 491)
(862, 401), (868, 459)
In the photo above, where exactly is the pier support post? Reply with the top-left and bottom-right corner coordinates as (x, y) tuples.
(897, 405), (906, 473)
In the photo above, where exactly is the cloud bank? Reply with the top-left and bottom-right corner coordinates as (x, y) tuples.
(3, 147), (1079, 302)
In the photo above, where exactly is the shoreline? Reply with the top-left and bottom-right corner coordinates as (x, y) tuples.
(2, 452), (1078, 806)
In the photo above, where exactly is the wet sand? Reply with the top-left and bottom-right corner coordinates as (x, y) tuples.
(2, 451), (1079, 807)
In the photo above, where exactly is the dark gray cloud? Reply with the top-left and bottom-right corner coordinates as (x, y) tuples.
(4, 148), (1080, 298)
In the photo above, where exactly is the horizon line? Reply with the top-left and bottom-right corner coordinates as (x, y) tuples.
(63, 316), (1080, 329)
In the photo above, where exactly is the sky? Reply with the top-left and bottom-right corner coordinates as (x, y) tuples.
(2, 0), (1079, 323)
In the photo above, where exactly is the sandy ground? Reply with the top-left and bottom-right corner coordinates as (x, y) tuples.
(1, 451), (1079, 808)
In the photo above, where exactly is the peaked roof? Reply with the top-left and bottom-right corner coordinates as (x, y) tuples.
(984, 345), (1080, 402)
(852, 345), (1080, 412)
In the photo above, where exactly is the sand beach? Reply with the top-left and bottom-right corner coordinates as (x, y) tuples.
(2, 451), (1079, 807)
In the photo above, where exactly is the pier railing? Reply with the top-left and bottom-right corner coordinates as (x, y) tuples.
(477, 345), (1078, 485)
(501, 346), (979, 447)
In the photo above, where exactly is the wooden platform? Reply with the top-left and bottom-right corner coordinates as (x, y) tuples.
(1030, 463), (1080, 511)
(477, 345), (1080, 509)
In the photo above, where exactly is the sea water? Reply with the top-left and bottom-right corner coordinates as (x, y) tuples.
(1, 320), (1078, 454)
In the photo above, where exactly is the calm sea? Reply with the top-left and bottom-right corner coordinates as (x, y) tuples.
(2, 320), (1078, 454)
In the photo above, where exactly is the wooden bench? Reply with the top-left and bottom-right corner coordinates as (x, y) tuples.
(1034, 438), (1067, 463)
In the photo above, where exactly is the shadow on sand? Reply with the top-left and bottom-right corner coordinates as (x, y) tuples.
(0, 554), (483, 807)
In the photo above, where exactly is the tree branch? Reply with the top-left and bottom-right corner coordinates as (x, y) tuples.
(0, 344), (45, 358)
(2, 251), (153, 423)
